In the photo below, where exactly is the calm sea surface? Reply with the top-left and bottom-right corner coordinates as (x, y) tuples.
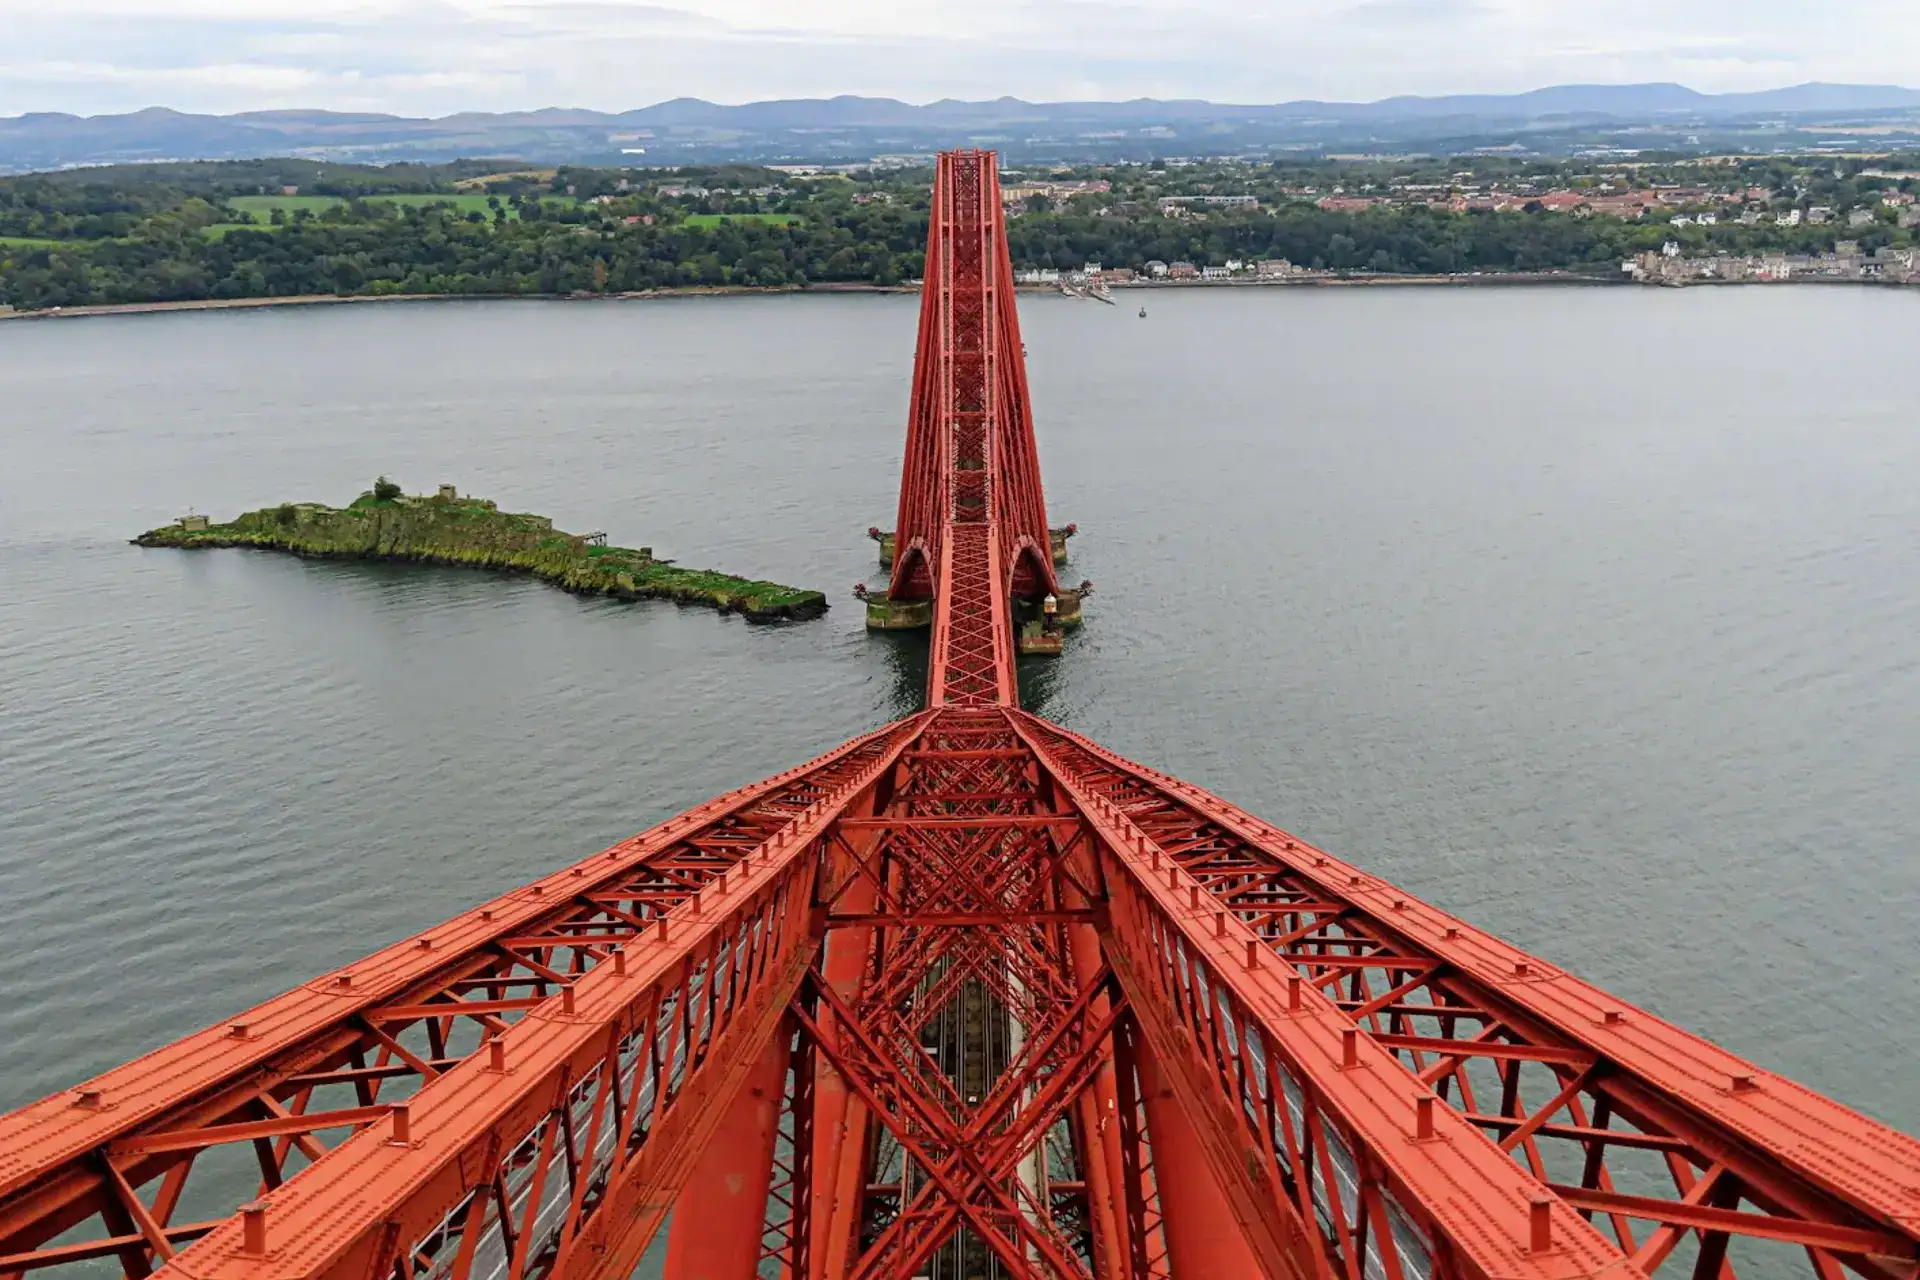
(1, 288), (1915, 1141)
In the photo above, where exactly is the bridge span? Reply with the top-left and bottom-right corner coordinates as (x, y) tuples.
(1, 149), (1916, 1280)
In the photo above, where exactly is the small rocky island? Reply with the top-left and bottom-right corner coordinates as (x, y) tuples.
(134, 480), (827, 621)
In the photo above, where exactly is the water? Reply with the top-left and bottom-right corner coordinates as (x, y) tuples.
(2, 287), (1916, 1142)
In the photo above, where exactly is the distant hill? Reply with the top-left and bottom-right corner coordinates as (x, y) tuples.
(5, 83), (1920, 172)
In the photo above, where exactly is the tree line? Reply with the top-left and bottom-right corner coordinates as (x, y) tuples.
(3, 163), (1910, 310)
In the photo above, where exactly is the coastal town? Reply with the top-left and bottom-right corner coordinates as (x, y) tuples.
(1623, 240), (1920, 284)
(993, 158), (1920, 288)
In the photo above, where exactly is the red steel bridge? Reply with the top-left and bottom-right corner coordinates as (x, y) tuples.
(2, 149), (1917, 1280)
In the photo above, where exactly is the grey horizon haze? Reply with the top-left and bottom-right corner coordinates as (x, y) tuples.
(4, 0), (1920, 119)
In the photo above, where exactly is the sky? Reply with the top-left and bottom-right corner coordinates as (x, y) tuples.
(3, 0), (1918, 118)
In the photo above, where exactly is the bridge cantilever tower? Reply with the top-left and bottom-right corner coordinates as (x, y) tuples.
(876, 150), (1068, 671)
(2, 151), (1918, 1280)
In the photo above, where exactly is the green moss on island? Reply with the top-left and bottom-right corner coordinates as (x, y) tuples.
(133, 488), (827, 621)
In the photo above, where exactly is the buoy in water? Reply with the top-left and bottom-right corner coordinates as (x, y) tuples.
(1138, 305), (1147, 318)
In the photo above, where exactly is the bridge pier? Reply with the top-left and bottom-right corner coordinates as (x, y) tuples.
(1015, 587), (1086, 654)
(860, 591), (932, 630)
(871, 524), (1074, 569)
(866, 586), (1085, 652)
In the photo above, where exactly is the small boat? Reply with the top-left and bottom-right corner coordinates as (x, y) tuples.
(1138, 305), (1147, 318)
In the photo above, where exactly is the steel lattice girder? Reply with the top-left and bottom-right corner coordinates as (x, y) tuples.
(1012, 710), (1920, 1280)
(1, 719), (1916, 1280)
(0, 713), (932, 1278)
(891, 150), (1052, 710)
(801, 705), (1115, 1277)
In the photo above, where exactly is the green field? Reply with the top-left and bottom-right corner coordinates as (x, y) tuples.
(225, 193), (574, 223)
(0, 235), (64, 249)
(683, 213), (801, 227)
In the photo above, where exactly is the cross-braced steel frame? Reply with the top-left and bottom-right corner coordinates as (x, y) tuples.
(1, 151), (1916, 1280)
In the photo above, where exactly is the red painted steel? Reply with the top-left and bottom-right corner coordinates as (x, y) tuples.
(1, 149), (1916, 1280)
(0, 714), (931, 1277)
(892, 149), (1055, 707)
(663, 1023), (789, 1279)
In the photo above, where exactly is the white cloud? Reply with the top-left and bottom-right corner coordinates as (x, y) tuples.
(0, 0), (1916, 116)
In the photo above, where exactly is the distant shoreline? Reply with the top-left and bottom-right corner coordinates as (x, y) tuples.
(1113, 271), (1620, 289)
(12, 269), (1908, 322)
(0, 283), (913, 322)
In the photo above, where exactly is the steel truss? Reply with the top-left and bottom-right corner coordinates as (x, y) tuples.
(1, 150), (1916, 1280)
(892, 149), (1057, 709)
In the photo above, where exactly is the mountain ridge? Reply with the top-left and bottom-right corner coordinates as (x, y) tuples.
(4, 82), (1918, 171)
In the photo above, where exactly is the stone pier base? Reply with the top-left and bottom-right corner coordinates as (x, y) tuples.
(1017, 621), (1064, 655)
(873, 526), (1076, 569)
(867, 590), (1083, 643)
(1011, 586), (1086, 655)
(864, 592), (933, 630)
